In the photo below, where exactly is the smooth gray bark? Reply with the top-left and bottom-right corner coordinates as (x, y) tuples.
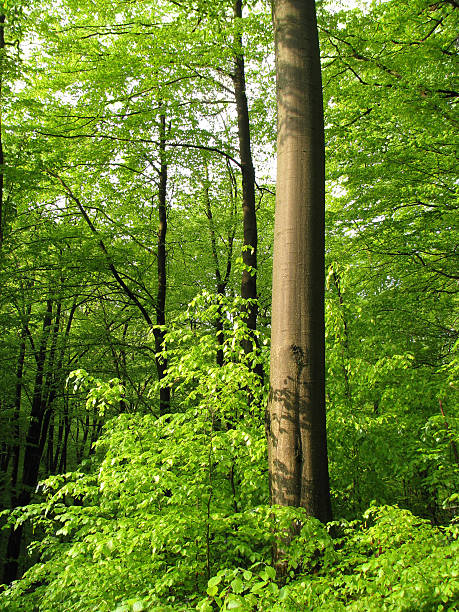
(268, 0), (332, 524)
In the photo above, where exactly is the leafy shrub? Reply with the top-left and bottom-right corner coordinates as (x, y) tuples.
(199, 506), (459, 611)
(1, 294), (457, 611)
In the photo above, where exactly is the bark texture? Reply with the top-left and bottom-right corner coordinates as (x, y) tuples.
(268, 0), (332, 523)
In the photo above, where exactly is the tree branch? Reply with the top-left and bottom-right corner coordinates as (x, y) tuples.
(46, 170), (155, 326)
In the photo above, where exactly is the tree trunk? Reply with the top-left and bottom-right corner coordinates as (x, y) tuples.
(57, 412), (70, 473)
(3, 300), (54, 583)
(204, 175), (225, 367)
(332, 267), (352, 408)
(51, 410), (64, 473)
(0, 13), (5, 249)
(7, 325), (27, 489)
(154, 112), (170, 415)
(232, 1), (262, 381)
(268, 0), (332, 524)
(45, 411), (54, 473)
(203, 166), (235, 367)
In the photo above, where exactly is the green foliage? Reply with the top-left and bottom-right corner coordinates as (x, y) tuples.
(325, 260), (459, 520)
(67, 369), (125, 417)
(159, 291), (267, 413)
(0, 0), (457, 608)
(198, 564), (285, 611)
(197, 507), (458, 612)
(0, 414), (267, 610)
(0, 296), (269, 611)
(291, 506), (459, 611)
(1, 289), (457, 609)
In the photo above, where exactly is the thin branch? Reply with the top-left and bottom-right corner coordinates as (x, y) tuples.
(38, 131), (242, 168)
(46, 170), (155, 326)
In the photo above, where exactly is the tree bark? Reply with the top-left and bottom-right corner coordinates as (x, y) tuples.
(203, 165), (235, 367)
(332, 267), (352, 408)
(154, 112), (170, 415)
(232, 1), (263, 381)
(9, 335), (26, 485)
(3, 300), (54, 583)
(268, 0), (332, 524)
(0, 14), (5, 249)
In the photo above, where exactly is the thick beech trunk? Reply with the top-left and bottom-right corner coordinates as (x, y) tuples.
(268, 0), (332, 523)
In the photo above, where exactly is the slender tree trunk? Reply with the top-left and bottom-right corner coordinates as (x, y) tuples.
(232, 1), (262, 381)
(89, 416), (103, 455)
(203, 166), (235, 367)
(49, 300), (76, 471)
(204, 175), (225, 367)
(57, 412), (70, 473)
(76, 412), (90, 464)
(45, 412), (54, 473)
(38, 301), (62, 463)
(1, 303), (32, 504)
(48, 172), (169, 413)
(3, 300), (54, 583)
(51, 410), (64, 473)
(0, 14), (5, 249)
(3, 294), (73, 582)
(268, 0), (332, 524)
(1, 325), (27, 494)
(332, 267), (352, 408)
(154, 112), (170, 415)
(7, 323), (26, 488)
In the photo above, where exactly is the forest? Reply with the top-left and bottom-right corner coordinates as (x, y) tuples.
(0, 0), (457, 609)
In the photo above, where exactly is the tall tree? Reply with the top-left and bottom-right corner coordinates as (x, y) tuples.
(267, 0), (332, 523)
(202, 163), (236, 367)
(153, 112), (170, 415)
(3, 295), (68, 583)
(0, 13), (5, 249)
(232, 0), (261, 376)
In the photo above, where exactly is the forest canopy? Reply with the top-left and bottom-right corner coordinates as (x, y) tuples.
(0, 0), (457, 610)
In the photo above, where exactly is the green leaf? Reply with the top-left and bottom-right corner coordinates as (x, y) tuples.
(264, 565), (276, 580)
(279, 586), (289, 601)
(251, 581), (267, 594)
(231, 577), (244, 594)
(208, 575), (222, 588)
(207, 585), (218, 597)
